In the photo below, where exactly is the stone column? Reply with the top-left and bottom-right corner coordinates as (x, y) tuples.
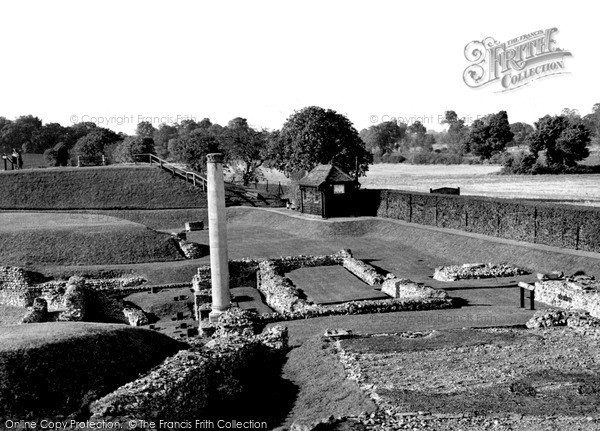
(206, 153), (230, 322)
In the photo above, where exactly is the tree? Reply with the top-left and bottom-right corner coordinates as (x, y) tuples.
(169, 128), (220, 172)
(219, 117), (272, 185)
(136, 121), (156, 140)
(0, 115), (42, 153)
(441, 110), (468, 151)
(422, 134), (436, 152)
(71, 128), (121, 161)
(583, 103), (600, 142)
(407, 121), (427, 149)
(112, 136), (155, 163)
(63, 122), (98, 149)
(153, 123), (178, 159)
(528, 115), (591, 167)
(467, 110), (513, 159)
(360, 121), (406, 157)
(561, 108), (580, 119)
(43, 142), (70, 167)
(34, 123), (68, 153)
(273, 106), (372, 177)
(509, 122), (534, 147)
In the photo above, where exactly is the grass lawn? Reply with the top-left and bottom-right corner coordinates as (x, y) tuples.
(278, 336), (376, 428)
(0, 305), (27, 325)
(286, 266), (387, 304)
(36, 206), (600, 287)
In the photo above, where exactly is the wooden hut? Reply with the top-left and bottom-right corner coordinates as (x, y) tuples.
(298, 164), (359, 218)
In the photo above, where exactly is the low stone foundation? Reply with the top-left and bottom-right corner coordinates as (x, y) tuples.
(0, 267), (151, 327)
(532, 274), (600, 319)
(433, 263), (528, 282)
(192, 250), (454, 322)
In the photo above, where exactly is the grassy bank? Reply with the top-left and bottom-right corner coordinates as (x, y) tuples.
(0, 165), (207, 209)
(0, 213), (185, 267)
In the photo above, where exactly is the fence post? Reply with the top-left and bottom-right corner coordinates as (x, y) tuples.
(77, 156), (81, 167)
(102, 155), (106, 165)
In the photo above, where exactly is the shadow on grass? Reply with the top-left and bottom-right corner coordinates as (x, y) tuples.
(203, 354), (299, 430)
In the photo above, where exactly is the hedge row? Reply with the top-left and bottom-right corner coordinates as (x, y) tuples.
(358, 189), (600, 253)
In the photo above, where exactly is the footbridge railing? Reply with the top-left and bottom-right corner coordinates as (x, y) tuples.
(133, 153), (207, 192)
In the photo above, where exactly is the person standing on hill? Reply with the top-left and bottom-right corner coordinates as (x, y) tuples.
(17, 150), (23, 170)
(11, 149), (18, 170)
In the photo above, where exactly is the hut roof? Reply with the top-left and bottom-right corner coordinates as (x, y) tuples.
(298, 164), (356, 187)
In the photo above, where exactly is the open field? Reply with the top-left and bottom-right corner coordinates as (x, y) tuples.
(360, 164), (600, 205)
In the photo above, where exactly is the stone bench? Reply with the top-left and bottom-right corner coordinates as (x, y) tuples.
(518, 281), (535, 310)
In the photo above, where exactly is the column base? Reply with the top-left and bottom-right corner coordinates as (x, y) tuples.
(209, 309), (225, 323)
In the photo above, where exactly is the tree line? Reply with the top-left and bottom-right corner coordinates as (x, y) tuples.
(0, 107), (372, 184)
(360, 104), (600, 173)
(2, 103), (598, 178)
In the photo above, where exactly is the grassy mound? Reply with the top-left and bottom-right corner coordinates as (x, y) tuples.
(0, 213), (185, 266)
(0, 322), (184, 419)
(0, 165), (207, 209)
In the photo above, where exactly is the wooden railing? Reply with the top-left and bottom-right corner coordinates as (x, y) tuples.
(133, 153), (207, 191)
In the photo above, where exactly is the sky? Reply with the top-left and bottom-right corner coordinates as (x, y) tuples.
(0, 0), (597, 134)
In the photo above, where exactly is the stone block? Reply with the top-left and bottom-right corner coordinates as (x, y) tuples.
(185, 221), (204, 231)
(381, 278), (447, 300)
(123, 306), (149, 326)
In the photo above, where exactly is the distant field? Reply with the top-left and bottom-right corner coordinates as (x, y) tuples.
(360, 164), (600, 206)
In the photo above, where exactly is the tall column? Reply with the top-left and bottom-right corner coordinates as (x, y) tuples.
(206, 153), (230, 322)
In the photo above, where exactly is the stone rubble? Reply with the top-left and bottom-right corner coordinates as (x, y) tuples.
(57, 276), (87, 321)
(20, 297), (49, 324)
(89, 307), (289, 422)
(527, 308), (600, 333)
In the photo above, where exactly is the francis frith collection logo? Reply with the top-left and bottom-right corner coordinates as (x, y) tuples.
(463, 28), (572, 92)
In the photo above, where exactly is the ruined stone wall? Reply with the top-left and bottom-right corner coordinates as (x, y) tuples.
(0, 266), (42, 306)
(534, 278), (600, 319)
(89, 326), (288, 422)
